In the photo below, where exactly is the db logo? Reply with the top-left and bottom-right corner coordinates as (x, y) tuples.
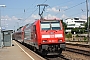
(50, 35), (54, 38)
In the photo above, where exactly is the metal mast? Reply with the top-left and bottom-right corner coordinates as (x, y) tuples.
(86, 0), (89, 44)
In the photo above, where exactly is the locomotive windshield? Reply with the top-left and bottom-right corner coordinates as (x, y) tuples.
(40, 21), (61, 30)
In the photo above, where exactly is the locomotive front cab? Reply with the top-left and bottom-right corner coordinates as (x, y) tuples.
(40, 19), (65, 44)
(39, 19), (65, 55)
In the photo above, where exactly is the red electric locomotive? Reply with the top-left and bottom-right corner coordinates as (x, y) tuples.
(23, 19), (65, 55)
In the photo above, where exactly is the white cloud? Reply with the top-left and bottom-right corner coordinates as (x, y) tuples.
(21, 14), (40, 25)
(31, 14), (40, 19)
(0, 14), (68, 30)
(24, 19), (31, 23)
(1, 15), (21, 30)
(12, 16), (18, 20)
(80, 15), (87, 19)
(61, 14), (68, 19)
(30, 14), (60, 20)
(1, 15), (18, 21)
(1, 15), (11, 20)
(61, 6), (68, 9)
(47, 7), (59, 12)
(44, 14), (59, 19)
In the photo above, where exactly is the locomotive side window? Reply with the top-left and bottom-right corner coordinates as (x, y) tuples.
(33, 25), (36, 31)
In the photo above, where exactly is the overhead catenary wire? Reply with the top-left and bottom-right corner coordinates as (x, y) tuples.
(18, 0), (37, 20)
(69, 10), (86, 18)
(23, 0), (47, 20)
(6, 0), (38, 19)
(50, 0), (73, 7)
(42, 0), (47, 4)
(26, 0), (37, 11)
(44, 0), (73, 15)
(19, 0), (47, 26)
(24, 8), (38, 21)
(64, 1), (86, 11)
(55, 1), (86, 16)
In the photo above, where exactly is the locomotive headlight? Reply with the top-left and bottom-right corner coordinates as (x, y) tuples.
(58, 40), (62, 42)
(42, 40), (47, 42)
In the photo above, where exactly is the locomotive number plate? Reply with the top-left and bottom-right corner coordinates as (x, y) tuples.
(49, 40), (57, 42)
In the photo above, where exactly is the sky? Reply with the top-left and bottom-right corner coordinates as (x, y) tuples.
(0, 0), (90, 30)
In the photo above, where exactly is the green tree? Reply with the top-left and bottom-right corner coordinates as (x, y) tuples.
(71, 28), (85, 34)
(66, 32), (72, 41)
(84, 16), (90, 30)
(71, 28), (79, 34)
(62, 21), (67, 30)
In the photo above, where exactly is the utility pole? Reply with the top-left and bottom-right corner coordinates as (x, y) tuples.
(0, 5), (6, 48)
(37, 4), (48, 19)
(86, 0), (89, 44)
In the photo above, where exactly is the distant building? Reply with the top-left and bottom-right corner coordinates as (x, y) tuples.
(65, 17), (87, 33)
(1, 27), (6, 30)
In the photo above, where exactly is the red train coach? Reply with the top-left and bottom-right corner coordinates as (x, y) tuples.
(13, 26), (26, 42)
(24, 19), (65, 55)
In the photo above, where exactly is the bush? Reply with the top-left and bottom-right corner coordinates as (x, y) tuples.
(66, 32), (72, 38)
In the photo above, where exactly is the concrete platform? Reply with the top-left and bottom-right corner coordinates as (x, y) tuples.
(0, 40), (32, 60)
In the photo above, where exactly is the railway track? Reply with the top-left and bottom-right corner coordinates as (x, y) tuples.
(44, 43), (90, 60)
(66, 42), (90, 48)
(17, 40), (90, 60)
(66, 47), (90, 56)
(43, 55), (70, 60)
(66, 42), (90, 56)
(44, 49), (90, 60)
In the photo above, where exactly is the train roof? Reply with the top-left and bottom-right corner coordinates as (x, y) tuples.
(21, 18), (63, 29)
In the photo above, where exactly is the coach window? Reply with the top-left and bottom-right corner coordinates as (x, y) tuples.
(33, 25), (36, 31)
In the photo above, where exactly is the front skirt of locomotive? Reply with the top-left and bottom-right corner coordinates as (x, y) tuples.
(40, 43), (65, 55)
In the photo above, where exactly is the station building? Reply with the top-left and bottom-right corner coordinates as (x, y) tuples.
(65, 17), (87, 33)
